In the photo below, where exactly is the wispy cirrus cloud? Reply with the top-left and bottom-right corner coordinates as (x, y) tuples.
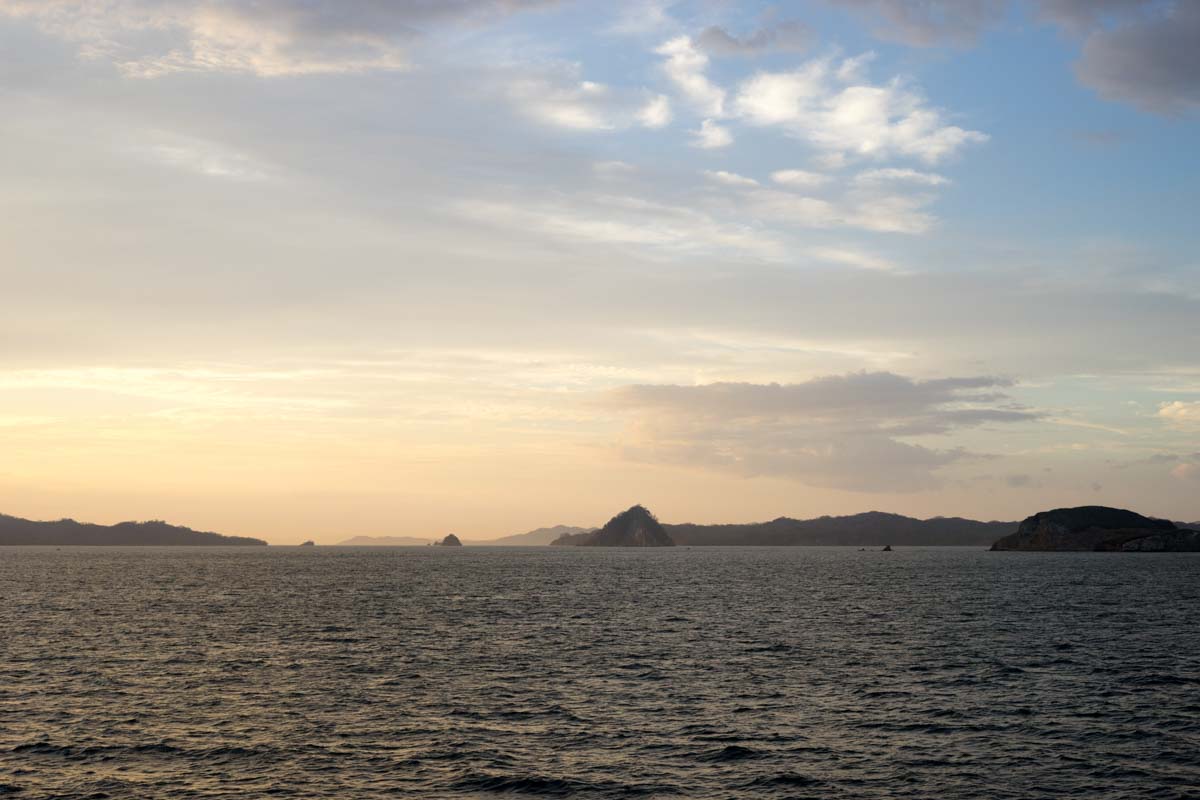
(0, 0), (559, 76)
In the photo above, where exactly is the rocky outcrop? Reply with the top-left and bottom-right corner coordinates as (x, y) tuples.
(572, 505), (674, 547)
(436, 534), (463, 547)
(1120, 529), (1200, 552)
(990, 506), (1193, 552)
(299, 540), (315, 547)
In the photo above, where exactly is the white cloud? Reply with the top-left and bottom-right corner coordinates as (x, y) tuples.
(637, 93), (673, 129)
(855, 167), (949, 186)
(509, 72), (671, 132)
(836, 51), (876, 82)
(703, 170), (759, 187)
(453, 193), (782, 259)
(770, 169), (831, 188)
(508, 76), (620, 130)
(743, 186), (937, 234)
(735, 62), (828, 125)
(1159, 401), (1200, 426)
(691, 119), (733, 149)
(735, 59), (988, 164)
(655, 35), (726, 117)
(808, 246), (897, 272)
(610, 372), (1037, 491)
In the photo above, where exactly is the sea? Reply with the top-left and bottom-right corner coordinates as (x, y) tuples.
(2, 546), (1198, 799)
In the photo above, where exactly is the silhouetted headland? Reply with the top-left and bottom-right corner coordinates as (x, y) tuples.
(0, 513), (266, 546)
(991, 506), (1200, 551)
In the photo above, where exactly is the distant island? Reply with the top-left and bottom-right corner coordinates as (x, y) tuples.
(552, 508), (1016, 547)
(435, 534), (463, 547)
(0, 513), (266, 546)
(563, 505), (674, 547)
(991, 506), (1200, 551)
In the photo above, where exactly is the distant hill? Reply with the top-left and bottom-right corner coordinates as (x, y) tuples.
(0, 514), (266, 546)
(470, 525), (594, 546)
(337, 535), (432, 546)
(667, 511), (1016, 547)
(993, 506), (1200, 551)
(552, 510), (1016, 547)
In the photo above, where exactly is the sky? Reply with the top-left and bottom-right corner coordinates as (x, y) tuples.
(1, 0), (1198, 543)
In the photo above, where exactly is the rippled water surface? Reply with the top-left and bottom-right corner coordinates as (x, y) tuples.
(2, 546), (1199, 799)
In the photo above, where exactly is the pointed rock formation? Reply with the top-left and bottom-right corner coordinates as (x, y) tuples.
(575, 505), (674, 547)
(436, 533), (463, 547)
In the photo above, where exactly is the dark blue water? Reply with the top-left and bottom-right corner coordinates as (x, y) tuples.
(2, 547), (1198, 799)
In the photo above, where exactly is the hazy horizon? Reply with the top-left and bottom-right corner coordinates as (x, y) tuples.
(3, 1), (1199, 544)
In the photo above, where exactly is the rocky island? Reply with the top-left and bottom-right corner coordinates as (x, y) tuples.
(435, 534), (463, 547)
(991, 506), (1200, 552)
(556, 505), (675, 547)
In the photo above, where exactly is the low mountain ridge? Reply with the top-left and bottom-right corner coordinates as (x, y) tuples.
(0, 513), (266, 546)
(550, 510), (1016, 547)
(471, 525), (594, 546)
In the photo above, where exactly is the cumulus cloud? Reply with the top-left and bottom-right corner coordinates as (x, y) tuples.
(610, 372), (1037, 491)
(637, 94), (673, 129)
(655, 35), (727, 117)
(1159, 400), (1200, 426)
(695, 19), (811, 57)
(0, 0), (557, 76)
(734, 57), (988, 164)
(691, 119), (734, 148)
(826, 0), (1006, 47)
